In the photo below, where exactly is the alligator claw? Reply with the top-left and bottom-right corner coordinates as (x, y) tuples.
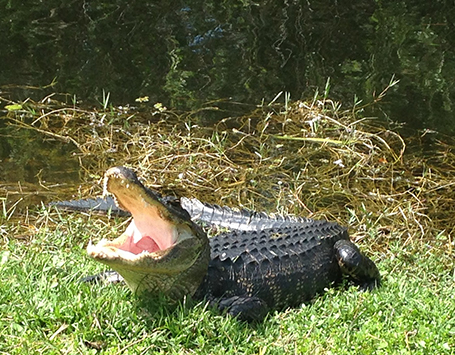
(80, 270), (124, 284)
(334, 239), (381, 288)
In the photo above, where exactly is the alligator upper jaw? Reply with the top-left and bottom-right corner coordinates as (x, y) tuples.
(87, 166), (192, 263)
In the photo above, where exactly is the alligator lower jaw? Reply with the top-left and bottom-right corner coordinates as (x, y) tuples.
(87, 184), (182, 263)
(86, 215), (200, 295)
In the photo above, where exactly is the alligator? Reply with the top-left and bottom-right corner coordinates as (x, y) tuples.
(55, 166), (381, 321)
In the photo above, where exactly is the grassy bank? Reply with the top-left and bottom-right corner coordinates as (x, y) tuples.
(1, 210), (453, 354)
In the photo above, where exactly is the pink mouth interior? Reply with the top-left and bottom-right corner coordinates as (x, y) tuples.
(117, 220), (161, 254)
(114, 197), (176, 255)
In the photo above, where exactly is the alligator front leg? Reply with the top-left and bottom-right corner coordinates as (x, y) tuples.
(210, 295), (269, 322)
(334, 239), (381, 290)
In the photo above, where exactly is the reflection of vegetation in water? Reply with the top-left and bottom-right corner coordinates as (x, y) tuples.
(2, 1), (455, 131)
(368, 2), (455, 130)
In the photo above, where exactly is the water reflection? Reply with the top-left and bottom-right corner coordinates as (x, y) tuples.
(1, 1), (455, 132)
(0, 117), (81, 208)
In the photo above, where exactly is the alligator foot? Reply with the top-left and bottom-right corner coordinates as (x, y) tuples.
(334, 239), (381, 290)
(80, 270), (124, 284)
(211, 295), (269, 322)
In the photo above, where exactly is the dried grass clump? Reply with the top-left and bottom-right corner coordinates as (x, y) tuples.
(4, 92), (455, 256)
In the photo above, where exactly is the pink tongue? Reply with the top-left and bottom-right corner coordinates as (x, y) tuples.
(134, 236), (160, 253)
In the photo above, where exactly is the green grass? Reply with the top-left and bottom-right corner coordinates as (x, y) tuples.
(1, 208), (454, 355)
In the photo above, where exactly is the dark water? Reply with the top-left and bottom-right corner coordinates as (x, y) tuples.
(1, 0), (455, 191)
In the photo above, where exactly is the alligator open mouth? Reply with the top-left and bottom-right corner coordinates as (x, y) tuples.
(86, 166), (210, 296)
(87, 166), (183, 259)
